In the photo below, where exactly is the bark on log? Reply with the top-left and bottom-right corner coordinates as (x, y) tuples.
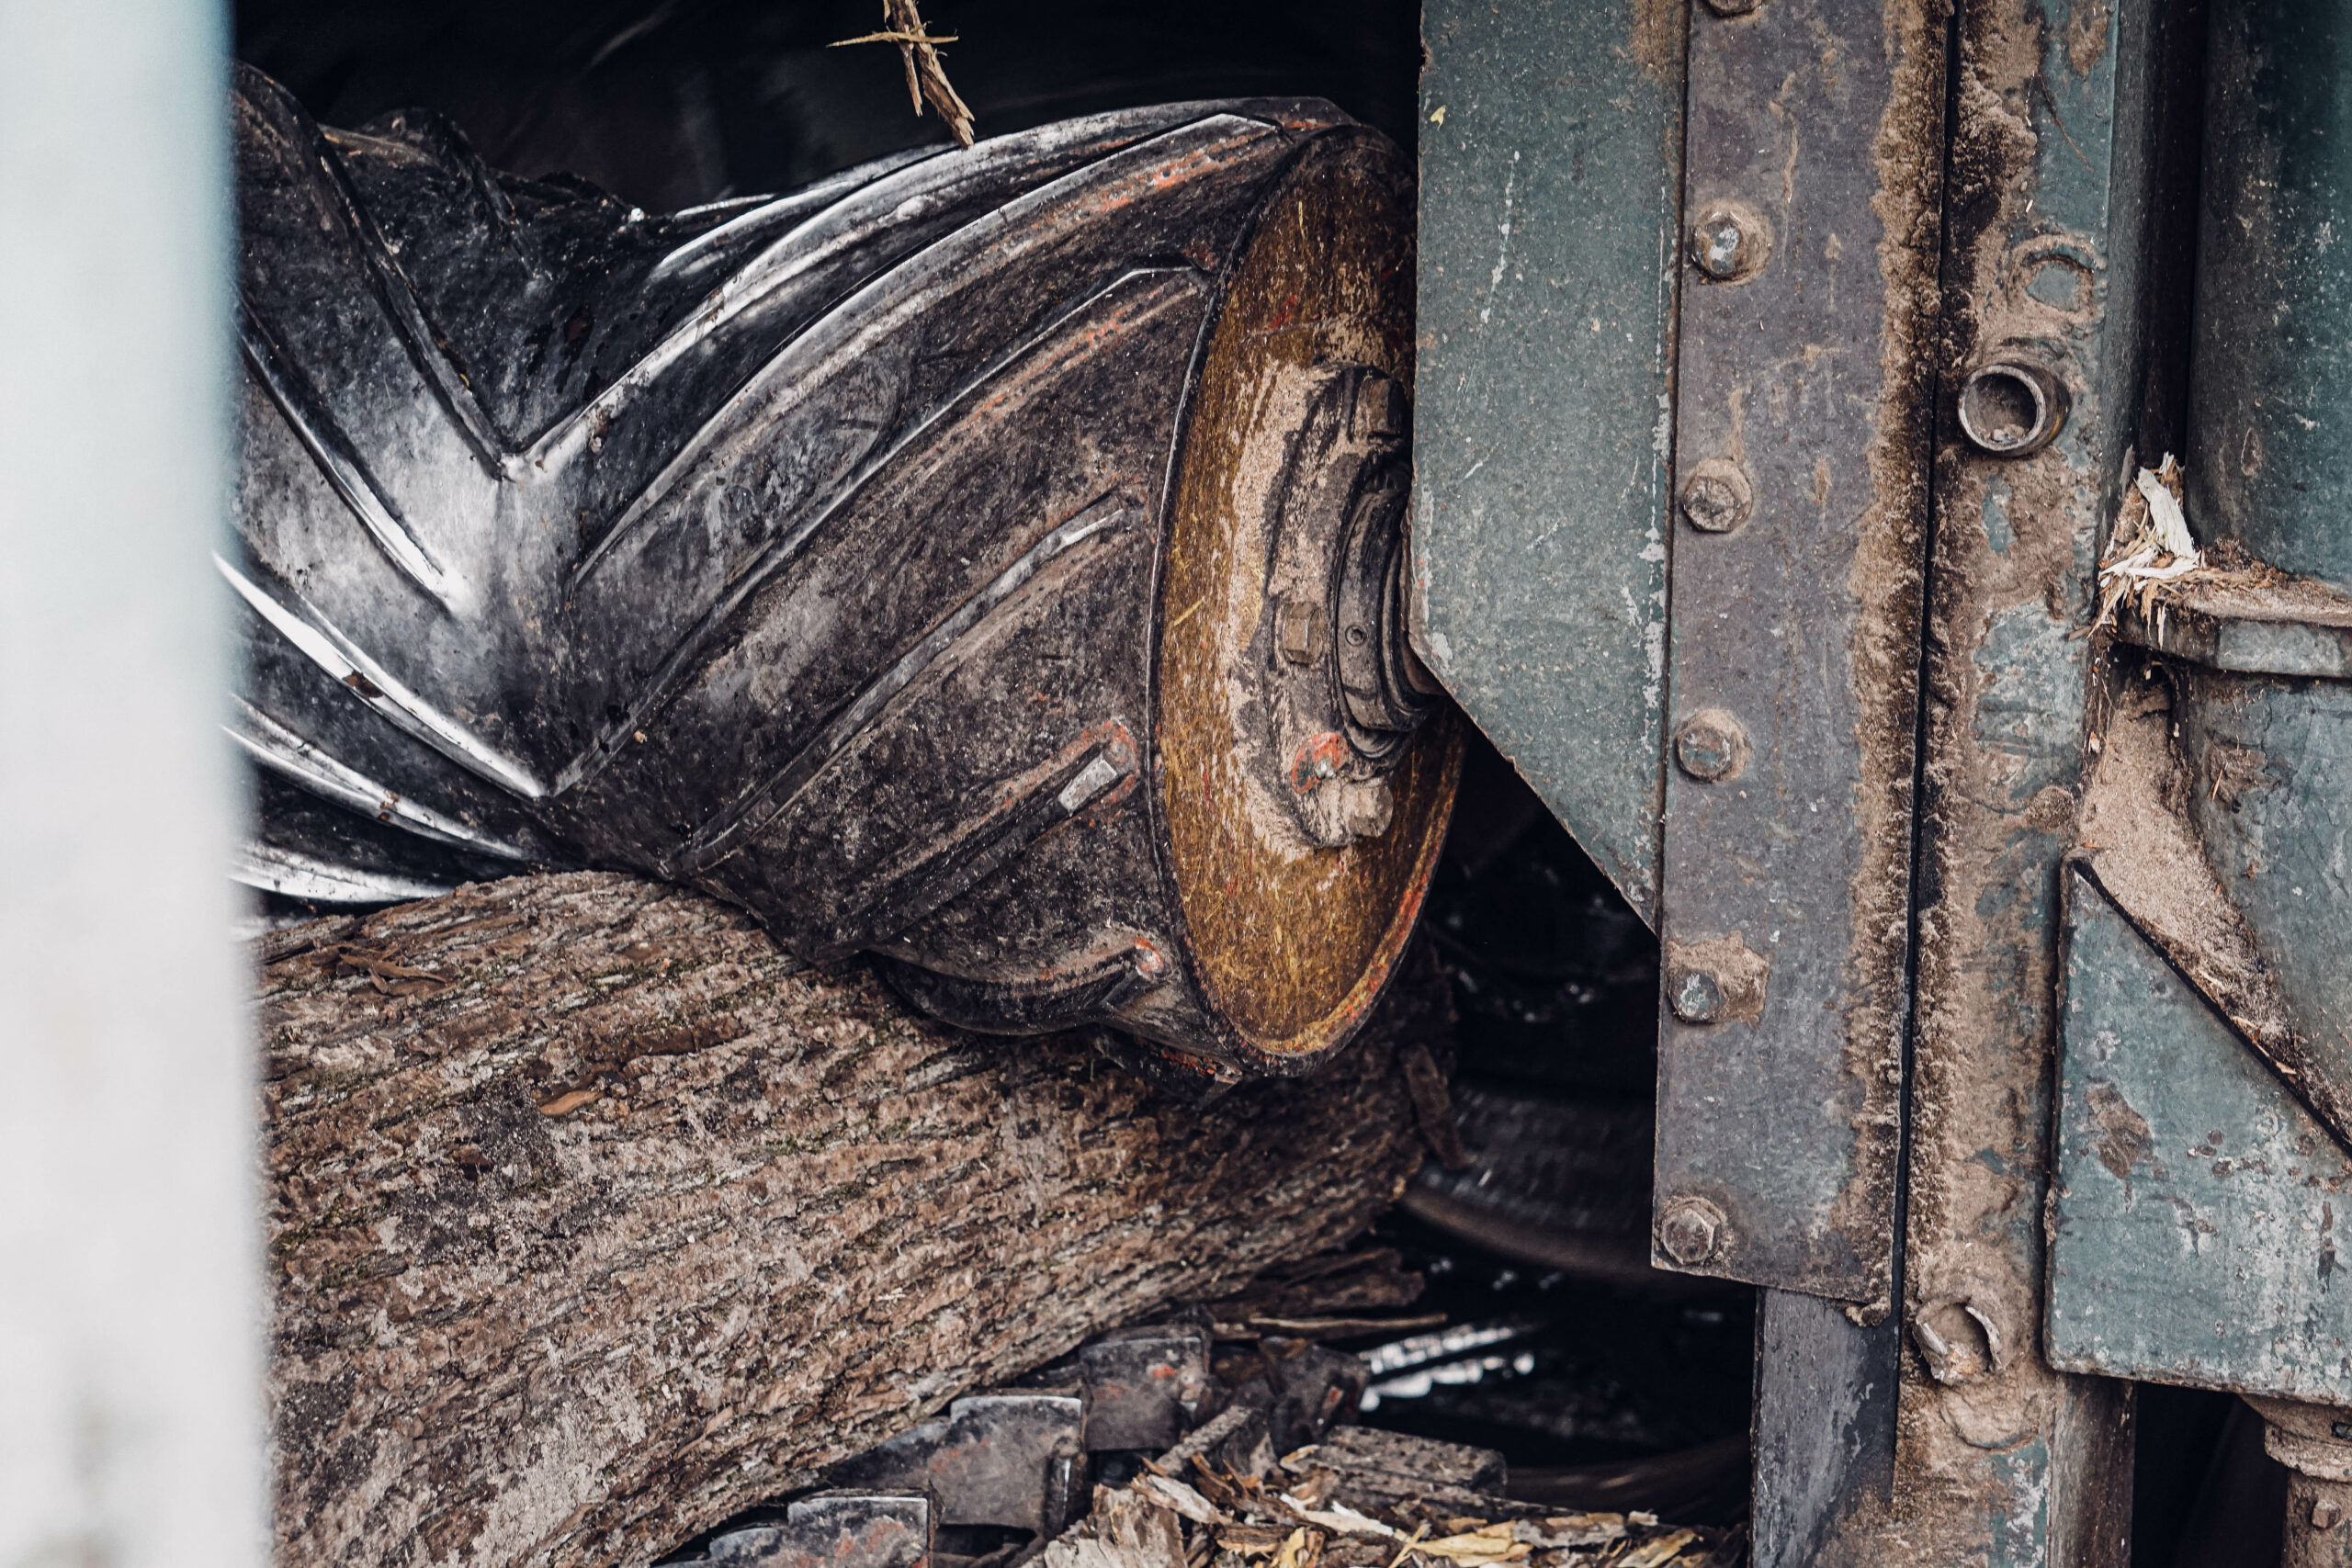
(258, 872), (1433, 1568)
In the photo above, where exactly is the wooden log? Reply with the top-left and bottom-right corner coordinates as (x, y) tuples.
(257, 872), (1434, 1568)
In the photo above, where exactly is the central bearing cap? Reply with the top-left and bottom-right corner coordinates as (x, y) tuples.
(1257, 365), (1440, 848)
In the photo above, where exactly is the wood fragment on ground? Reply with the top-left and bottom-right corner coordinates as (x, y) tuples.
(1051, 1420), (1739, 1568)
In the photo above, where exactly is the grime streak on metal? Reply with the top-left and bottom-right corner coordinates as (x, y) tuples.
(1650, 0), (1943, 1309)
(1888, 0), (2164, 1560)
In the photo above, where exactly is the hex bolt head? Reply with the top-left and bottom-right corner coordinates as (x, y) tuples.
(2316, 1499), (2345, 1532)
(1689, 202), (1770, 282)
(1338, 778), (1395, 840)
(1276, 598), (1324, 666)
(1957, 360), (2069, 457)
(1679, 457), (1754, 534)
(1670, 968), (1725, 1025)
(1674, 708), (1751, 783)
(1657, 1196), (1728, 1267)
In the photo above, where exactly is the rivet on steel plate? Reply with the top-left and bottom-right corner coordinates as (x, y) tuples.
(1702, 0), (1762, 14)
(1657, 1196), (1727, 1267)
(1673, 708), (1751, 783)
(1679, 457), (1753, 534)
(2314, 1498), (2345, 1531)
(1957, 359), (2069, 457)
(1669, 968), (1724, 1025)
(1689, 202), (1770, 283)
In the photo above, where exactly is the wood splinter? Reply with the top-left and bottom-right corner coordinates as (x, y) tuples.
(832, 0), (976, 147)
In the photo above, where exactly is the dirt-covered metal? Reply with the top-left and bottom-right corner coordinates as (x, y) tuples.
(2050, 872), (2352, 1405)
(1647, 0), (1944, 1313)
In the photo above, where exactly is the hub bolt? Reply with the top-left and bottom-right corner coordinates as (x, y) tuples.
(1690, 203), (1770, 282)
(1657, 1196), (1728, 1267)
(1674, 709), (1752, 783)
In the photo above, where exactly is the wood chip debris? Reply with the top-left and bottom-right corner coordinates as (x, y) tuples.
(1617, 1532), (1699, 1568)
(831, 0), (975, 148)
(1142, 1475), (1227, 1525)
(1082, 1429), (1723, 1568)
(2095, 454), (2200, 630)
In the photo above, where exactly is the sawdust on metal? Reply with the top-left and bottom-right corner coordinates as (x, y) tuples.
(2094, 455), (2200, 630)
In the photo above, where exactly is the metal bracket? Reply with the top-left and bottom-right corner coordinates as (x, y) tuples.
(1649, 0), (1934, 1307)
(827, 1390), (1087, 1537)
(693, 1490), (936, 1568)
(1077, 1326), (1211, 1452)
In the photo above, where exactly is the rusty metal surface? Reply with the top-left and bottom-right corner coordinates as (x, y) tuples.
(2246, 1399), (2352, 1568)
(1870, 0), (2165, 1562)
(1071, 1329), (1211, 1454)
(2044, 0), (2352, 1498)
(2049, 872), (2352, 1407)
(680, 1492), (936, 1568)
(1818, 0), (2257, 1563)
(1411, 0), (1686, 919)
(829, 1392), (1085, 1535)
(1647, 0), (1943, 1306)
(1154, 134), (1462, 1065)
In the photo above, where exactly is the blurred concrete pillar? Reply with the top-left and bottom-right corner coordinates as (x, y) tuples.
(0, 5), (257, 1568)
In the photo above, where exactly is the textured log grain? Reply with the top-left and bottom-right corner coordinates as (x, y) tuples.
(257, 872), (1431, 1568)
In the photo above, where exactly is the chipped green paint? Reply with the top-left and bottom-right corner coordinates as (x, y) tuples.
(2049, 870), (2352, 1403)
(2174, 666), (2352, 1130)
(1413, 0), (1685, 919)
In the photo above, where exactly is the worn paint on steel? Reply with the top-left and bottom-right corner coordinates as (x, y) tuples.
(2174, 665), (2352, 1128)
(1877, 1), (2160, 1563)
(1412, 0), (1686, 919)
(1748, 1291), (1900, 1568)
(2049, 871), (2352, 1404)
(2188, 0), (2352, 597)
(1648, 0), (1944, 1307)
